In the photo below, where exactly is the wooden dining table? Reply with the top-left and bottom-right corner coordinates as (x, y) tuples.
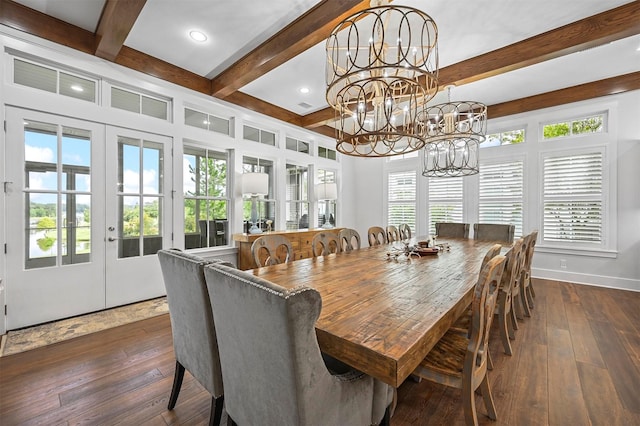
(249, 237), (503, 387)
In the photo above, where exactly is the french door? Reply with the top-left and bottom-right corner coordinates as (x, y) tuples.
(4, 108), (172, 329)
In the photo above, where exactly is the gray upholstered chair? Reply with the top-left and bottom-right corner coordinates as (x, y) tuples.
(158, 249), (232, 426)
(386, 225), (400, 243)
(412, 254), (506, 426)
(338, 228), (361, 252)
(435, 222), (470, 239)
(399, 223), (412, 240)
(203, 263), (394, 426)
(311, 232), (340, 256)
(251, 234), (293, 266)
(367, 226), (388, 246)
(473, 223), (516, 243)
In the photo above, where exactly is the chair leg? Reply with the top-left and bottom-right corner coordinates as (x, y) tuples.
(463, 379), (480, 426)
(479, 374), (498, 420)
(210, 395), (224, 426)
(530, 279), (536, 298)
(520, 287), (531, 317)
(498, 305), (513, 355)
(379, 405), (391, 426)
(168, 361), (185, 410)
(525, 282), (535, 309)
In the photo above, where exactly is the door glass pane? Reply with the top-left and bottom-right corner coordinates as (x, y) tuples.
(120, 195), (140, 258)
(25, 121), (58, 191)
(119, 138), (140, 193)
(143, 140), (162, 195)
(26, 192), (57, 268)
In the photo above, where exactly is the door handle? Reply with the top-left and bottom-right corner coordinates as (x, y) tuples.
(108, 237), (118, 242)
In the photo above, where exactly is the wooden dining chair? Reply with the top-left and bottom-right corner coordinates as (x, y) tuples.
(311, 232), (340, 256)
(386, 225), (400, 243)
(412, 254), (506, 426)
(495, 238), (524, 355)
(473, 223), (515, 243)
(399, 223), (412, 240)
(435, 222), (470, 238)
(251, 235), (293, 266)
(338, 228), (361, 252)
(367, 226), (387, 246)
(519, 230), (538, 316)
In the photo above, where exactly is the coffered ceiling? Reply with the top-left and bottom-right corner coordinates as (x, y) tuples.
(1, 0), (639, 138)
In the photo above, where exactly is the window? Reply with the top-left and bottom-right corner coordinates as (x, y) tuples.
(317, 169), (336, 227)
(183, 147), (229, 249)
(243, 125), (276, 146)
(318, 146), (337, 160)
(542, 114), (604, 139)
(479, 161), (524, 237)
(542, 150), (603, 244)
(285, 164), (309, 230)
(184, 108), (231, 135)
(111, 87), (169, 120)
(428, 177), (463, 235)
(242, 157), (276, 232)
(286, 137), (310, 154)
(481, 128), (525, 148)
(14, 58), (96, 103)
(387, 171), (416, 232)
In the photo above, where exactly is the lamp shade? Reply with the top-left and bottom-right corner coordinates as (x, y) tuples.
(242, 172), (269, 195)
(316, 182), (337, 200)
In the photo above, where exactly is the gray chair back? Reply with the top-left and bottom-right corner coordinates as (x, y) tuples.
(435, 222), (470, 238)
(338, 228), (361, 252)
(157, 249), (226, 397)
(204, 263), (393, 426)
(473, 223), (515, 243)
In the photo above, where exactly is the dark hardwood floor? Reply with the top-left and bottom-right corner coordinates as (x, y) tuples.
(1, 278), (639, 425)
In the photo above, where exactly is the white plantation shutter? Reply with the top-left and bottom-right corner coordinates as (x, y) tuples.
(479, 161), (524, 237)
(428, 177), (463, 235)
(387, 171), (416, 231)
(542, 151), (603, 243)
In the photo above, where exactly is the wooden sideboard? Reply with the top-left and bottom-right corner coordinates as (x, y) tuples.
(233, 228), (343, 270)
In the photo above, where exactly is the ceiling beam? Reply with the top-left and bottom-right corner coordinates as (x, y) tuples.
(487, 72), (640, 119)
(210, 0), (371, 98)
(95, 0), (147, 61)
(438, 0), (640, 87)
(0, 0), (95, 54)
(301, 0), (640, 128)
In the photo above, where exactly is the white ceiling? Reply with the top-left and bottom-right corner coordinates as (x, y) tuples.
(11, 0), (640, 117)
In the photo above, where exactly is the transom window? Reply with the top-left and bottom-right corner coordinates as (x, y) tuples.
(286, 137), (310, 154)
(542, 114), (605, 139)
(184, 108), (231, 136)
(243, 125), (276, 146)
(481, 128), (525, 148)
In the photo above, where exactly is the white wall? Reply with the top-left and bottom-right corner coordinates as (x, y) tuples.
(349, 91), (640, 291)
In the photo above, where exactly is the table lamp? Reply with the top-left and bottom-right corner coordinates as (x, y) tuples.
(242, 172), (269, 234)
(316, 182), (337, 229)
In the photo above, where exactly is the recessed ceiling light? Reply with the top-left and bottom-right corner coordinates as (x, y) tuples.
(299, 87), (310, 94)
(70, 84), (83, 92)
(189, 30), (207, 42)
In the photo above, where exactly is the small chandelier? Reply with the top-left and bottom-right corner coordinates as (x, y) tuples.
(422, 86), (487, 177)
(325, 0), (438, 157)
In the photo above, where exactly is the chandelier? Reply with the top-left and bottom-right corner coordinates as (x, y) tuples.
(422, 86), (487, 177)
(325, 0), (438, 157)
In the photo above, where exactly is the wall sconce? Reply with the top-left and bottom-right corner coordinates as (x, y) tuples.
(242, 173), (269, 234)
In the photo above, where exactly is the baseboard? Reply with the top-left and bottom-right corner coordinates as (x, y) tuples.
(532, 267), (640, 292)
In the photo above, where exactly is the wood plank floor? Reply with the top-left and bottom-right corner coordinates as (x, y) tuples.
(1, 278), (639, 425)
